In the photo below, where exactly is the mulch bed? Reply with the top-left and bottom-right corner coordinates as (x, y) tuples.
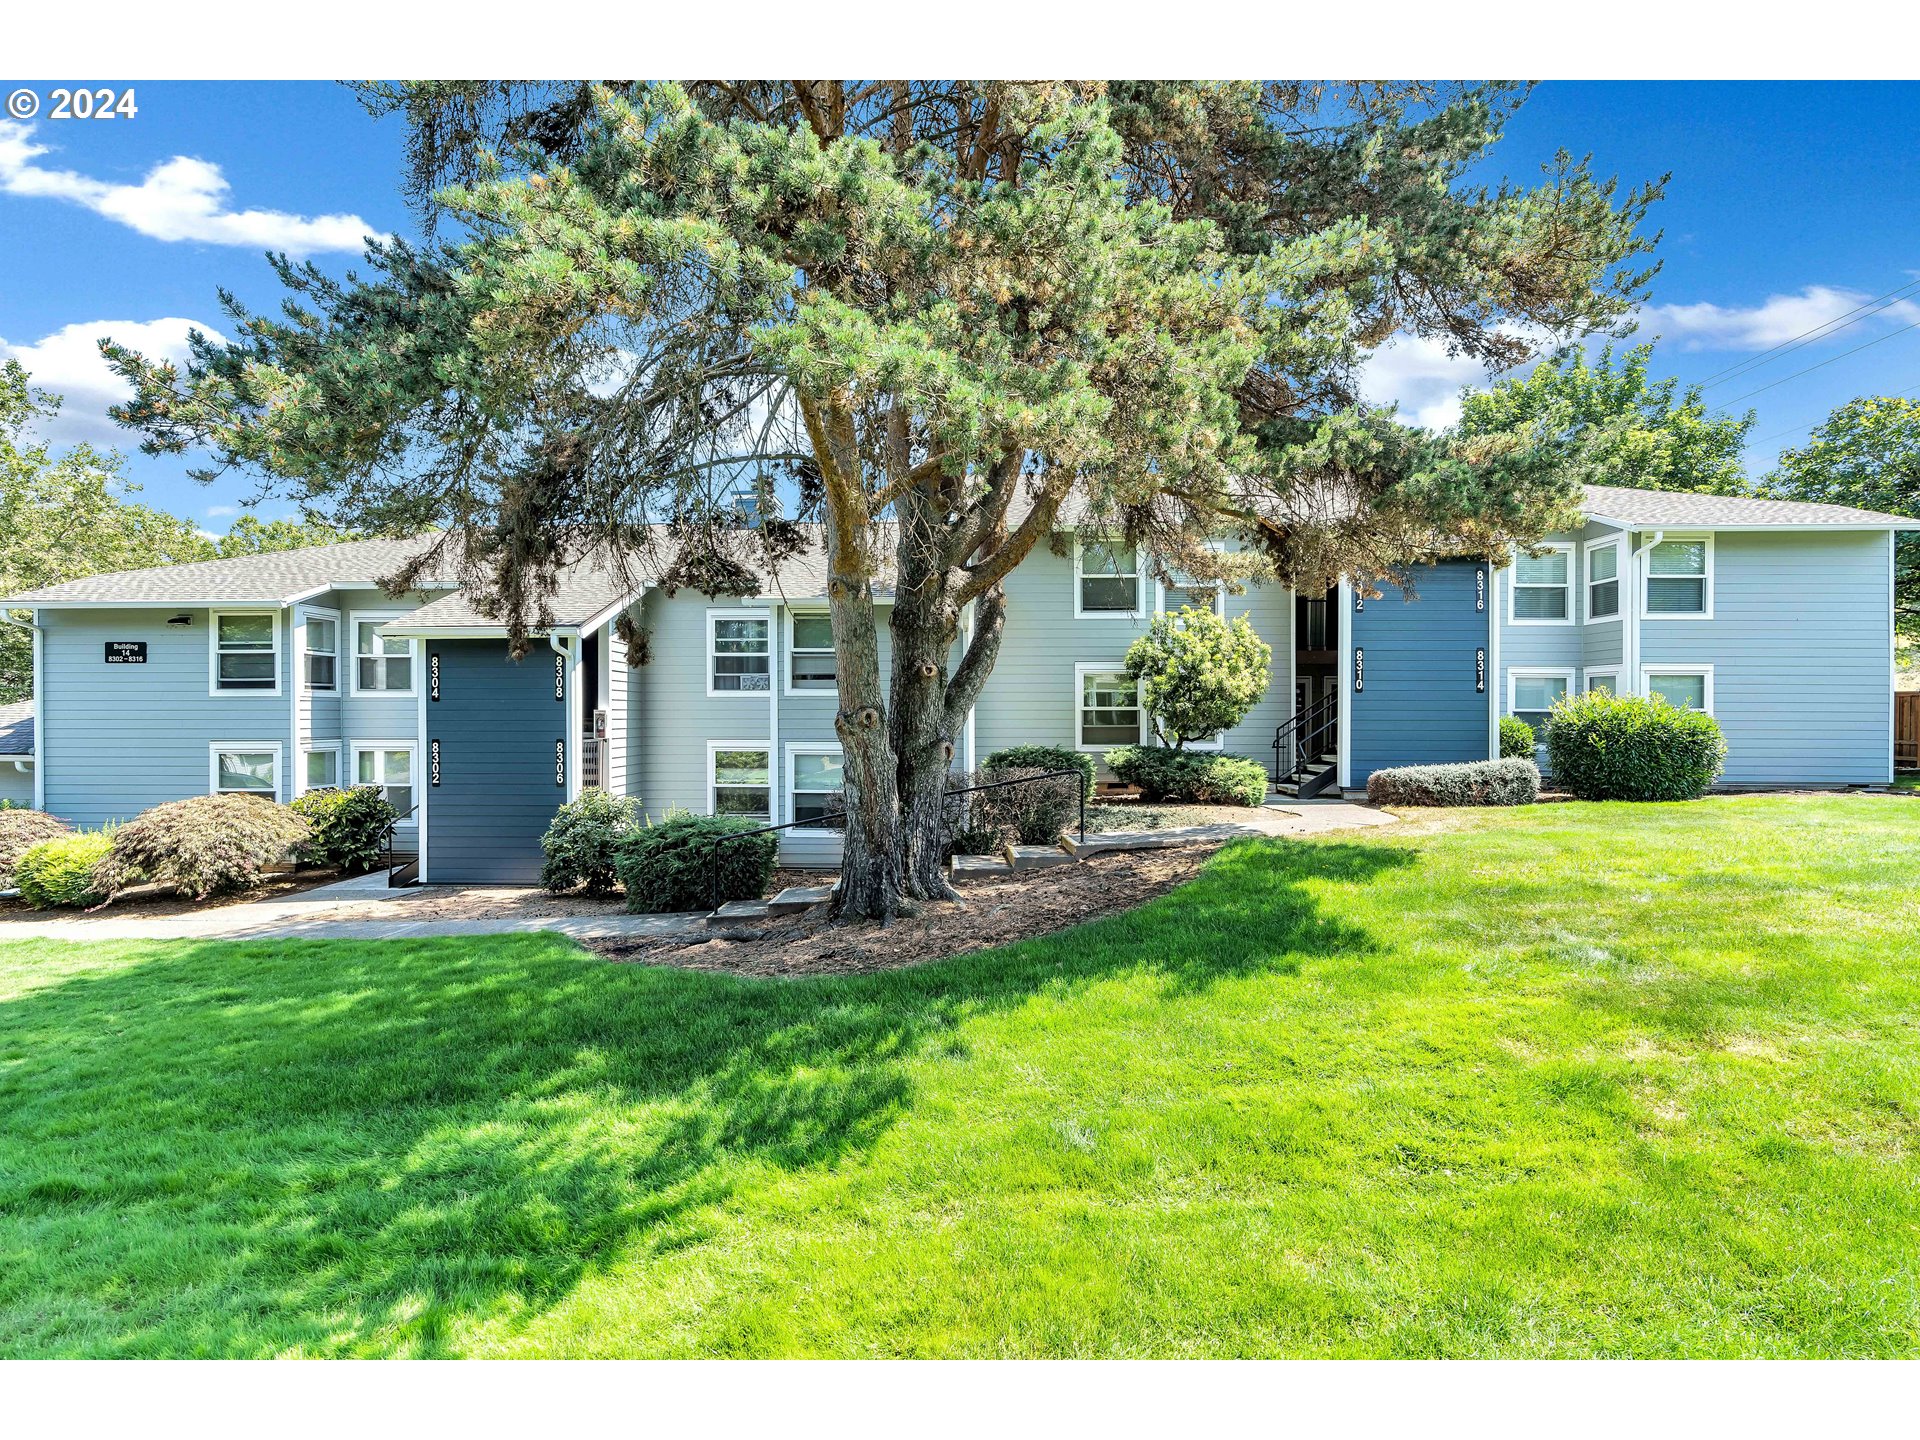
(590, 842), (1228, 977)
(0, 869), (344, 919)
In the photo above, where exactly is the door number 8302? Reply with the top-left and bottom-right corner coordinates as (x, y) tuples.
(49, 88), (139, 120)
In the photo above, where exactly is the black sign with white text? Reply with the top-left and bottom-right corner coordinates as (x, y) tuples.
(429, 652), (441, 701)
(1353, 647), (1364, 692)
(104, 641), (147, 664)
(429, 738), (442, 787)
(1475, 647), (1487, 693)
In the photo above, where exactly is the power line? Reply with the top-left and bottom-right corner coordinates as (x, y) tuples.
(1750, 380), (1920, 449)
(1713, 316), (1920, 411)
(1692, 277), (1920, 391)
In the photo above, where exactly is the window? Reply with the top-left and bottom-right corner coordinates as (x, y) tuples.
(303, 746), (339, 791)
(1075, 540), (1142, 617)
(211, 610), (280, 693)
(354, 744), (416, 815)
(709, 744), (771, 820)
(788, 612), (835, 692)
(352, 614), (415, 695)
(303, 612), (338, 691)
(209, 742), (280, 797)
(1645, 537), (1712, 617)
(708, 611), (770, 695)
(1585, 669), (1620, 696)
(1509, 544), (1572, 624)
(1162, 573), (1227, 618)
(1587, 542), (1621, 621)
(1075, 665), (1145, 749)
(1509, 670), (1572, 737)
(1644, 667), (1713, 714)
(1299, 596), (1332, 651)
(788, 746), (845, 829)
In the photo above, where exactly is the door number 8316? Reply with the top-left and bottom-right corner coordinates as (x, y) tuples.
(49, 88), (139, 119)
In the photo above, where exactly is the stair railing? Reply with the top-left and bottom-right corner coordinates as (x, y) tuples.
(1272, 692), (1338, 783)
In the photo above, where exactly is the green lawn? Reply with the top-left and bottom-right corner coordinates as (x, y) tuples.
(3, 794), (1919, 1358)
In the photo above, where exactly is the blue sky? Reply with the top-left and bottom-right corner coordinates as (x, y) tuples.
(2, 79), (1918, 533)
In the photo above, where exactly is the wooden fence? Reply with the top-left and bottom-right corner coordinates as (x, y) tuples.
(1898, 691), (1920, 772)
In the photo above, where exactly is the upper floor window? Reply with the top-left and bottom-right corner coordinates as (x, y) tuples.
(1587, 542), (1621, 620)
(1076, 540), (1142, 617)
(709, 612), (770, 695)
(1645, 538), (1712, 618)
(304, 614), (338, 691)
(211, 611), (280, 694)
(353, 616), (415, 695)
(1162, 571), (1227, 619)
(788, 612), (835, 691)
(1510, 545), (1572, 624)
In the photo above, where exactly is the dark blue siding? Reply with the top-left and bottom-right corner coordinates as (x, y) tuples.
(1349, 561), (1492, 783)
(425, 639), (568, 883)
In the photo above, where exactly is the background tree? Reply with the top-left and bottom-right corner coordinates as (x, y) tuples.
(1766, 395), (1920, 642)
(214, 513), (357, 556)
(1123, 607), (1272, 748)
(1454, 344), (1755, 495)
(0, 362), (215, 701)
(107, 81), (1661, 919)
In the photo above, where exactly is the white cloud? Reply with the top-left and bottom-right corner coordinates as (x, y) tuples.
(0, 121), (375, 255)
(205, 504), (238, 517)
(1643, 284), (1920, 351)
(1359, 334), (1495, 430)
(0, 317), (226, 448)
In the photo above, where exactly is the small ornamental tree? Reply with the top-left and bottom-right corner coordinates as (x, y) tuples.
(1123, 607), (1272, 748)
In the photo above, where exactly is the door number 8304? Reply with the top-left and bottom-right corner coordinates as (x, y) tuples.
(48, 88), (139, 119)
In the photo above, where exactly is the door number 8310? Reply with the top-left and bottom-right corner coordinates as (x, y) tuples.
(49, 88), (139, 120)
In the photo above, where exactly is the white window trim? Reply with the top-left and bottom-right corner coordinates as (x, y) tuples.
(1640, 664), (1715, 715)
(208, 740), (283, 798)
(298, 603), (341, 693)
(1507, 542), (1575, 627)
(707, 739), (773, 821)
(782, 608), (836, 697)
(1073, 661), (1148, 753)
(350, 739), (420, 815)
(1642, 533), (1715, 621)
(1156, 545), (1230, 620)
(706, 608), (773, 699)
(298, 741), (344, 795)
(1073, 537), (1146, 620)
(1585, 539), (1623, 624)
(784, 741), (846, 829)
(1583, 667), (1622, 696)
(348, 610), (419, 698)
(1507, 666), (1575, 722)
(209, 608), (283, 697)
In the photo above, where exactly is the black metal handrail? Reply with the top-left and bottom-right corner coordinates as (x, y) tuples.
(383, 801), (420, 886)
(1272, 692), (1338, 782)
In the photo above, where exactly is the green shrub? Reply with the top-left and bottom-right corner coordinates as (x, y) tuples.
(946, 766), (1080, 851)
(1544, 691), (1727, 801)
(1499, 716), (1537, 760)
(541, 788), (642, 895)
(1123, 607), (1273, 747)
(982, 745), (1095, 802)
(14, 830), (115, 909)
(92, 793), (311, 902)
(613, 813), (778, 913)
(291, 786), (400, 873)
(0, 808), (70, 886)
(1104, 746), (1268, 806)
(1366, 758), (1540, 807)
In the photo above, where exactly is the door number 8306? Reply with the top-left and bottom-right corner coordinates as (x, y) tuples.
(49, 88), (139, 119)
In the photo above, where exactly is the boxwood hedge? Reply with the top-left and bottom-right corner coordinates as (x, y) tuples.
(1544, 691), (1726, 801)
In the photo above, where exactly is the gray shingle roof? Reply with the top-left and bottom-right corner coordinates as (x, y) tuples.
(0, 535), (447, 607)
(1581, 484), (1918, 529)
(0, 700), (34, 756)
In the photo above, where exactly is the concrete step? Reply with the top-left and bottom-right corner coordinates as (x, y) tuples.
(767, 884), (835, 914)
(948, 852), (1012, 883)
(1059, 830), (1183, 858)
(1004, 843), (1076, 870)
(707, 899), (776, 924)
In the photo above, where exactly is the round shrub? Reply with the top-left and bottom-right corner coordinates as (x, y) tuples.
(0, 808), (70, 887)
(613, 813), (778, 914)
(1123, 608), (1273, 747)
(982, 745), (1095, 803)
(1104, 746), (1268, 806)
(291, 786), (400, 873)
(1544, 691), (1727, 801)
(1366, 758), (1540, 807)
(541, 788), (642, 895)
(92, 793), (311, 902)
(1499, 716), (1536, 760)
(14, 830), (115, 909)
(950, 767), (1080, 850)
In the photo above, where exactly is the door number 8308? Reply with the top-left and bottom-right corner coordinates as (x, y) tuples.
(49, 88), (139, 119)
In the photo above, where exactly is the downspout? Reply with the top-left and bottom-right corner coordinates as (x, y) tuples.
(0, 611), (44, 811)
(1626, 529), (1663, 696)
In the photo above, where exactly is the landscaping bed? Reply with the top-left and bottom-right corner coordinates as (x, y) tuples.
(0, 868), (342, 918)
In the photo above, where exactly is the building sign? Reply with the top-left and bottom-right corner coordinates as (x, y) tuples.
(104, 641), (147, 664)
(429, 652), (441, 701)
(1475, 647), (1487, 694)
(1475, 568), (1487, 613)
(554, 653), (566, 702)
(1354, 591), (1364, 613)
(429, 738), (442, 787)
(1353, 647), (1364, 692)
(554, 738), (566, 787)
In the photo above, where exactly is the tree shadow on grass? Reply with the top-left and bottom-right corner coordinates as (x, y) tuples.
(0, 837), (1412, 1357)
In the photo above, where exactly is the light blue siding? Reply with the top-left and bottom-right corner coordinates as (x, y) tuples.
(0, 765), (33, 807)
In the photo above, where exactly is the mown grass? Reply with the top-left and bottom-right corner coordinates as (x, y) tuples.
(2, 794), (1917, 1358)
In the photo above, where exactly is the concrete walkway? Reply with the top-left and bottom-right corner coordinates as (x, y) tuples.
(0, 797), (1396, 944)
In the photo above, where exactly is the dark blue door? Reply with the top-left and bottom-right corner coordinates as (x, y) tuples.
(1348, 560), (1493, 784)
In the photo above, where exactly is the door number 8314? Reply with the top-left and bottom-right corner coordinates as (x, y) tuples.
(49, 88), (139, 119)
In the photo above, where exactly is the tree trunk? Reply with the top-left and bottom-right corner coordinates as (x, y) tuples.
(890, 498), (964, 902)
